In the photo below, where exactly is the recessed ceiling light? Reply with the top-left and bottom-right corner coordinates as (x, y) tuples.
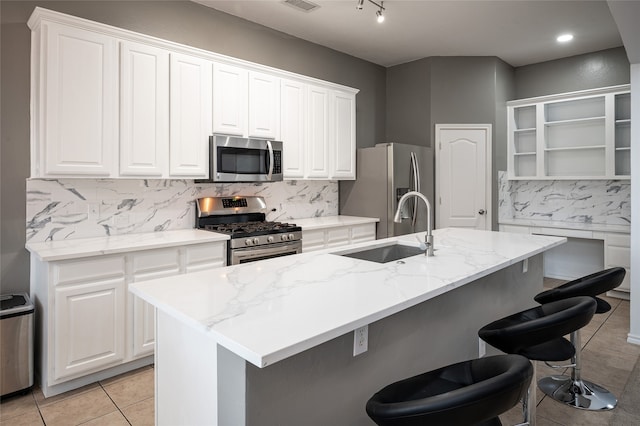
(557, 33), (574, 43)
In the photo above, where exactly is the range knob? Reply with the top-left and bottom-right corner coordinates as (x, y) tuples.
(267, 236), (274, 243)
(281, 234), (289, 241)
(288, 233), (295, 240)
(253, 237), (260, 245)
(245, 239), (253, 246)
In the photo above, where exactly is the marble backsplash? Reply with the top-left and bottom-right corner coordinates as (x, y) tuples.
(498, 171), (631, 225)
(26, 179), (338, 242)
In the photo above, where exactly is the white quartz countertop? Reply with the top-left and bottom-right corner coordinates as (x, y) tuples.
(293, 215), (379, 230)
(499, 218), (630, 234)
(130, 228), (565, 368)
(26, 229), (229, 261)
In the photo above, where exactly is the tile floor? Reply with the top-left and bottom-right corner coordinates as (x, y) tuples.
(0, 278), (637, 425)
(0, 366), (154, 426)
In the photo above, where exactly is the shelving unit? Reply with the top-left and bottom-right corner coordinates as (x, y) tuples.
(507, 85), (631, 180)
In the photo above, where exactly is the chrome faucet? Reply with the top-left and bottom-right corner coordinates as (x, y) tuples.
(394, 191), (434, 256)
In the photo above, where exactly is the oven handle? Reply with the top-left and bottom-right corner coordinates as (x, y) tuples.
(266, 140), (274, 181)
(231, 241), (301, 264)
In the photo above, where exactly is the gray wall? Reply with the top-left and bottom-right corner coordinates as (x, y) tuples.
(385, 58), (432, 146)
(514, 47), (630, 99)
(385, 56), (516, 230)
(0, 1), (386, 294)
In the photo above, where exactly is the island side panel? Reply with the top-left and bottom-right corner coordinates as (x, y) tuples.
(155, 310), (222, 425)
(244, 255), (543, 426)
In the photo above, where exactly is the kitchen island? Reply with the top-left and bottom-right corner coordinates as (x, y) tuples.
(130, 228), (565, 426)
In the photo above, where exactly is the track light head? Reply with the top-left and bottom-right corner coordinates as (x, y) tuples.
(356, 0), (386, 23)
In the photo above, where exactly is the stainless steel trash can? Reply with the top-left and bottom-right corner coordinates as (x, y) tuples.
(1, 293), (34, 397)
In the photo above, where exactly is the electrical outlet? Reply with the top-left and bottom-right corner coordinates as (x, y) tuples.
(353, 325), (368, 356)
(522, 258), (529, 273)
(479, 338), (486, 357)
(87, 203), (99, 220)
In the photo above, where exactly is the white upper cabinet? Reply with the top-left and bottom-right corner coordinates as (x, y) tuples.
(280, 79), (306, 179)
(169, 53), (212, 178)
(330, 91), (356, 179)
(120, 41), (169, 177)
(28, 8), (358, 180)
(248, 71), (280, 139)
(37, 22), (118, 177)
(507, 85), (631, 180)
(213, 63), (247, 137)
(306, 85), (331, 179)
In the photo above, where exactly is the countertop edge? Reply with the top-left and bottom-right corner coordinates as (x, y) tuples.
(499, 218), (630, 234)
(26, 230), (230, 262)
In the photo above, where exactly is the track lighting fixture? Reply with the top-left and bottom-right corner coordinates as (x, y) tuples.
(357, 0), (386, 23)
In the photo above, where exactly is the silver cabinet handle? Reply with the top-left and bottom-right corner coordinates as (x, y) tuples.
(478, 209), (486, 215)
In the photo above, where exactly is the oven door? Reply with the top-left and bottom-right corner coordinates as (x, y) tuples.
(230, 240), (302, 265)
(212, 135), (283, 182)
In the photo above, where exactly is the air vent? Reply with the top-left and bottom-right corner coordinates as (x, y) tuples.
(282, 0), (320, 13)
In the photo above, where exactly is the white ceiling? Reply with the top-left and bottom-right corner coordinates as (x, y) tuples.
(192, 0), (623, 67)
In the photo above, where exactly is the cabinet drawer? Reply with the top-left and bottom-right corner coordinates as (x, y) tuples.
(606, 233), (630, 247)
(606, 246), (630, 268)
(326, 227), (350, 248)
(184, 243), (226, 273)
(131, 248), (180, 280)
(351, 224), (376, 244)
(302, 229), (326, 252)
(55, 256), (125, 286)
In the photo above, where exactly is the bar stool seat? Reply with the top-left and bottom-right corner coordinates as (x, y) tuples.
(478, 296), (597, 423)
(533, 267), (626, 411)
(365, 354), (533, 426)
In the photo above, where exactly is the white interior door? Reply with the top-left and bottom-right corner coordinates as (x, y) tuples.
(436, 124), (492, 230)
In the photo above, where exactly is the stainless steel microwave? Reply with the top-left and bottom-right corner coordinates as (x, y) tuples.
(198, 134), (283, 183)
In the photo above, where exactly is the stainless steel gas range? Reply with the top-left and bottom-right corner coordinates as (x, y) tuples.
(195, 196), (302, 265)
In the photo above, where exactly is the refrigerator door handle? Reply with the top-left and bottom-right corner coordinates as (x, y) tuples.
(410, 152), (420, 228)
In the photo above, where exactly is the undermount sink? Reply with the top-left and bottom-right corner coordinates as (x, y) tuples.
(335, 242), (426, 264)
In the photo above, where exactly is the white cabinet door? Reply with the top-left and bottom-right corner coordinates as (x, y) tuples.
(130, 248), (181, 358)
(120, 41), (169, 177)
(41, 23), (117, 176)
(249, 71), (280, 139)
(306, 85), (330, 179)
(330, 91), (356, 179)
(213, 63), (248, 136)
(281, 79), (306, 179)
(54, 278), (125, 381)
(169, 53), (212, 177)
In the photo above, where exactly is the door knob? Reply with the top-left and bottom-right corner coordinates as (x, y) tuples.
(478, 209), (486, 215)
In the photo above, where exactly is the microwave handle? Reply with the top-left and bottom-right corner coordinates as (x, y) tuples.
(266, 140), (274, 180)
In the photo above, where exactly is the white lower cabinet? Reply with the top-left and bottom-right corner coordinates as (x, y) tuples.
(605, 233), (631, 292)
(53, 256), (126, 381)
(302, 223), (376, 253)
(33, 241), (225, 394)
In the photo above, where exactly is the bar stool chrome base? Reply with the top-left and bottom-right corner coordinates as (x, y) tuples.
(538, 375), (617, 410)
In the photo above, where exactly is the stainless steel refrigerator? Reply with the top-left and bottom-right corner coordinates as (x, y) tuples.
(340, 143), (434, 240)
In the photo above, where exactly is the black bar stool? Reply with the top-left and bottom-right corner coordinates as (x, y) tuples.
(533, 267), (626, 410)
(365, 354), (533, 426)
(478, 296), (597, 425)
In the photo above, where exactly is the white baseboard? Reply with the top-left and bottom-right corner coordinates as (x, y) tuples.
(627, 334), (640, 346)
